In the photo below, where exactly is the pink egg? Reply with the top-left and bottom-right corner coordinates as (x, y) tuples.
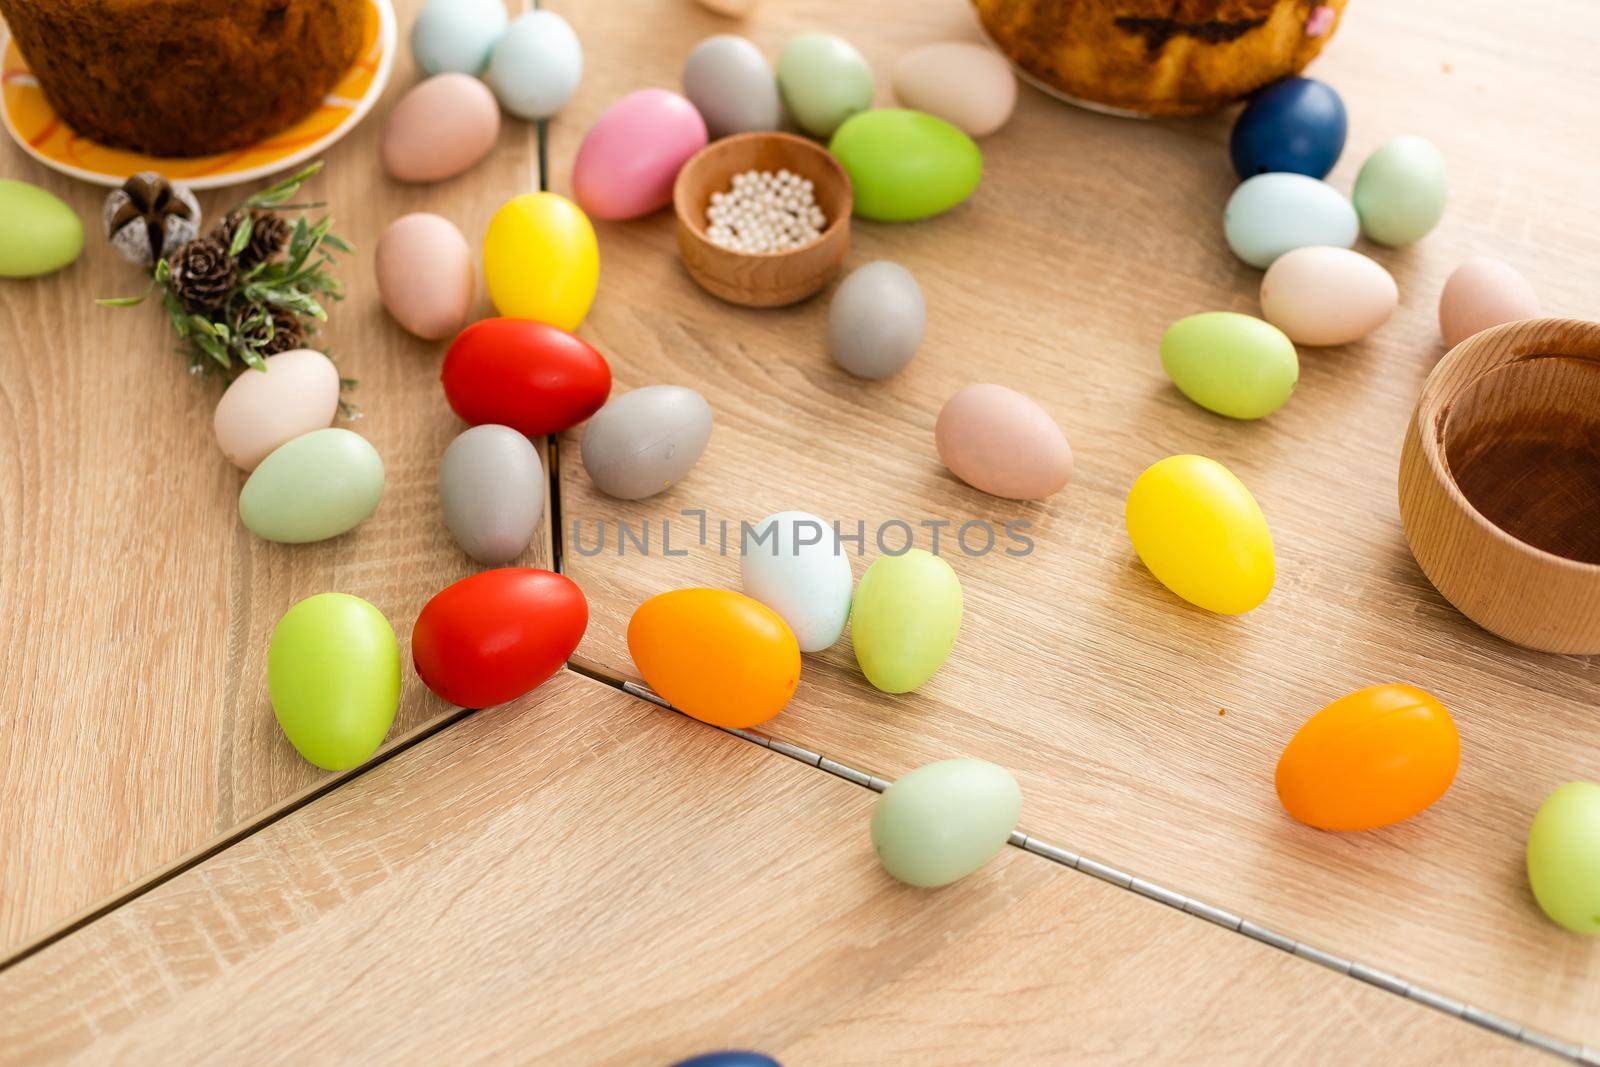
(1438, 256), (1540, 350)
(375, 213), (474, 341)
(935, 383), (1074, 501)
(380, 73), (501, 184)
(571, 89), (708, 221)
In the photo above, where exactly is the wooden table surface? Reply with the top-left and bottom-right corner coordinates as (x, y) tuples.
(0, 0), (1596, 1060)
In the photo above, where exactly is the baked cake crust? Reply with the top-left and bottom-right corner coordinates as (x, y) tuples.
(0, 0), (365, 157)
(973, 0), (1348, 116)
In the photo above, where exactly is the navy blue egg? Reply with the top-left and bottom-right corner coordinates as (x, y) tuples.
(1229, 77), (1347, 180)
(670, 1054), (781, 1067)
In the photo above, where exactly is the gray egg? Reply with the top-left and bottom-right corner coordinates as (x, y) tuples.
(827, 261), (926, 379)
(682, 35), (782, 139)
(581, 385), (713, 500)
(439, 424), (545, 564)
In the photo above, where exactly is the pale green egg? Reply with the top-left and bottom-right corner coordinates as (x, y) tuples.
(239, 428), (385, 543)
(268, 593), (401, 770)
(1160, 311), (1298, 420)
(0, 179), (83, 278)
(776, 33), (873, 138)
(871, 759), (1021, 888)
(1353, 135), (1448, 247)
(1526, 781), (1600, 934)
(850, 548), (962, 693)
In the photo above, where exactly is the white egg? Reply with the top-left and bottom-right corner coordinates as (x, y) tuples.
(740, 510), (854, 652)
(488, 11), (583, 120)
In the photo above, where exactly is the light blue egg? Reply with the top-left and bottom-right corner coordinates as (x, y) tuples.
(488, 10), (583, 120)
(1223, 173), (1358, 269)
(411, 0), (508, 76)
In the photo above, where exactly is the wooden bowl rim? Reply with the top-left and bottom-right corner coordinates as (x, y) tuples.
(671, 131), (852, 261)
(1412, 316), (1600, 575)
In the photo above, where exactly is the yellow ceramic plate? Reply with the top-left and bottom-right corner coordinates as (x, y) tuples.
(1, 0), (395, 189)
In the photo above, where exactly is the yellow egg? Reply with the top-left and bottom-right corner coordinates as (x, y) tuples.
(483, 192), (598, 330)
(1125, 454), (1274, 615)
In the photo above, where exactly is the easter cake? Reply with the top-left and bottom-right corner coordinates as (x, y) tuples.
(0, 0), (364, 157)
(972, 0), (1347, 116)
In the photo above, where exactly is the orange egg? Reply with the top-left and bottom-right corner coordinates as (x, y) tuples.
(1275, 683), (1459, 831)
(627, 588), (801, 729)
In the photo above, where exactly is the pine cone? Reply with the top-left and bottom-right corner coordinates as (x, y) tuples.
(240, 306), (305, 356)
(167, 237), (237, 314)
(214, 210), (292, 269)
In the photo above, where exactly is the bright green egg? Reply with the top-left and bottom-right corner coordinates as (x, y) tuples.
(776, 33), (873, 138)
(871, 758), (1021, 887)
(1352, 135), (1448, 246)
(828, 109), (982, 222)
(0, 178), (83, 278)
(1160, 311), (1298, 420)
(268, 592), (401, 770)
(239, 428), (385, 543)
(1526, 781), (1600, 934)
(851, 548), (962, 693)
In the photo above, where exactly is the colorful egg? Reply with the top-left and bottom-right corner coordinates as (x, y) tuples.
(441, 317), (612, 436)
(683, 35), (782, 139)
(935, 383), (1073, 500)
(891, 42), (1017, 138)
(213, 348), (341, 471)
(851, 549), (963, 694)
(1125, 455), (1274, 615)
(483, 192), (599, 330)
(1259, 246), (1396, 347)
(871, 759), (1021, 887)
(488, 10), (583, 120)
(673, 1053), (778, 1067)
(379, 74), (500, 183)
(740, 511), (853, 652)
(1526, 781), (1600, 934)
(580, 385), (713, 500)
(439, 425), (545, 565)
(374, 212), (474, 340)
(1352, 135), (1448, 247)
(827, 260), (925, 379)
(1276, 684), (1459, 831)
(572, 89), (708, 221)
(1229, 77), (1346, 180)
(1223, 173), (1357, 268)
(1439, 256), (1540, 350)
(410, 0), (507, 76)
(239, 428), (385, 543)
(1160, 312), (1298, 419)
(776, 33), (873, 138)
(0, 178), (83, 278)
(412, 568), (587, 708)
(627, 588), (801, 729)
(268, 593), (401, 770)
(829, 110), (982, 222)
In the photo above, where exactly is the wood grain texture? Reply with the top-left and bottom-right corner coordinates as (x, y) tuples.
(0, 673), (1533, 1066)
(0, 0), (544, 956)
(547, 0), (1600, 1045)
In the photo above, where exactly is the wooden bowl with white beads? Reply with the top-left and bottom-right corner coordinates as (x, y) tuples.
(672, 131), (852, 308)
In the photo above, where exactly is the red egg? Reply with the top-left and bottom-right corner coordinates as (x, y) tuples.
(412, 568), (588, 708)
(441, 318), (612, 436)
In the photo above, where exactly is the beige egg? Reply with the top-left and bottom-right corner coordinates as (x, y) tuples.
(1259, 246), (1397, 347)
(1439, 256), (1540, 349)
(695, 0), (758, 14)
(380, 73), (501, 183)
(213, 349), (341, 471)
(892, 42), (1017, 138)
(375, 213), (474, 341)
(935, 383), (1072, 500)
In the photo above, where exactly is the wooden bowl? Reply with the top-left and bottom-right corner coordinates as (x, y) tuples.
(672, 132), (851, 308)
(1399, 318), (1600, 653)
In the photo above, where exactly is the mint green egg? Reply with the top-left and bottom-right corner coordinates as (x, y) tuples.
(239, 428), (384, 543)
(851, 548), (962, 693)
(871, 759), (1021, 888)
(1527, 781), (1600, 934)
(1160, 311), (1299, 420)
(776, 33), (873, 138)
(1353, 135), (1447, 246)
(268, 593), (401, 770)
(829, 110), (982, 222)
(0, 179), (83, 278)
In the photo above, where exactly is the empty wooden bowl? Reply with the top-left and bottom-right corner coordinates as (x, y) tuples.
(1399, 318), (1600, 653)
(672, 132), (851, 308)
